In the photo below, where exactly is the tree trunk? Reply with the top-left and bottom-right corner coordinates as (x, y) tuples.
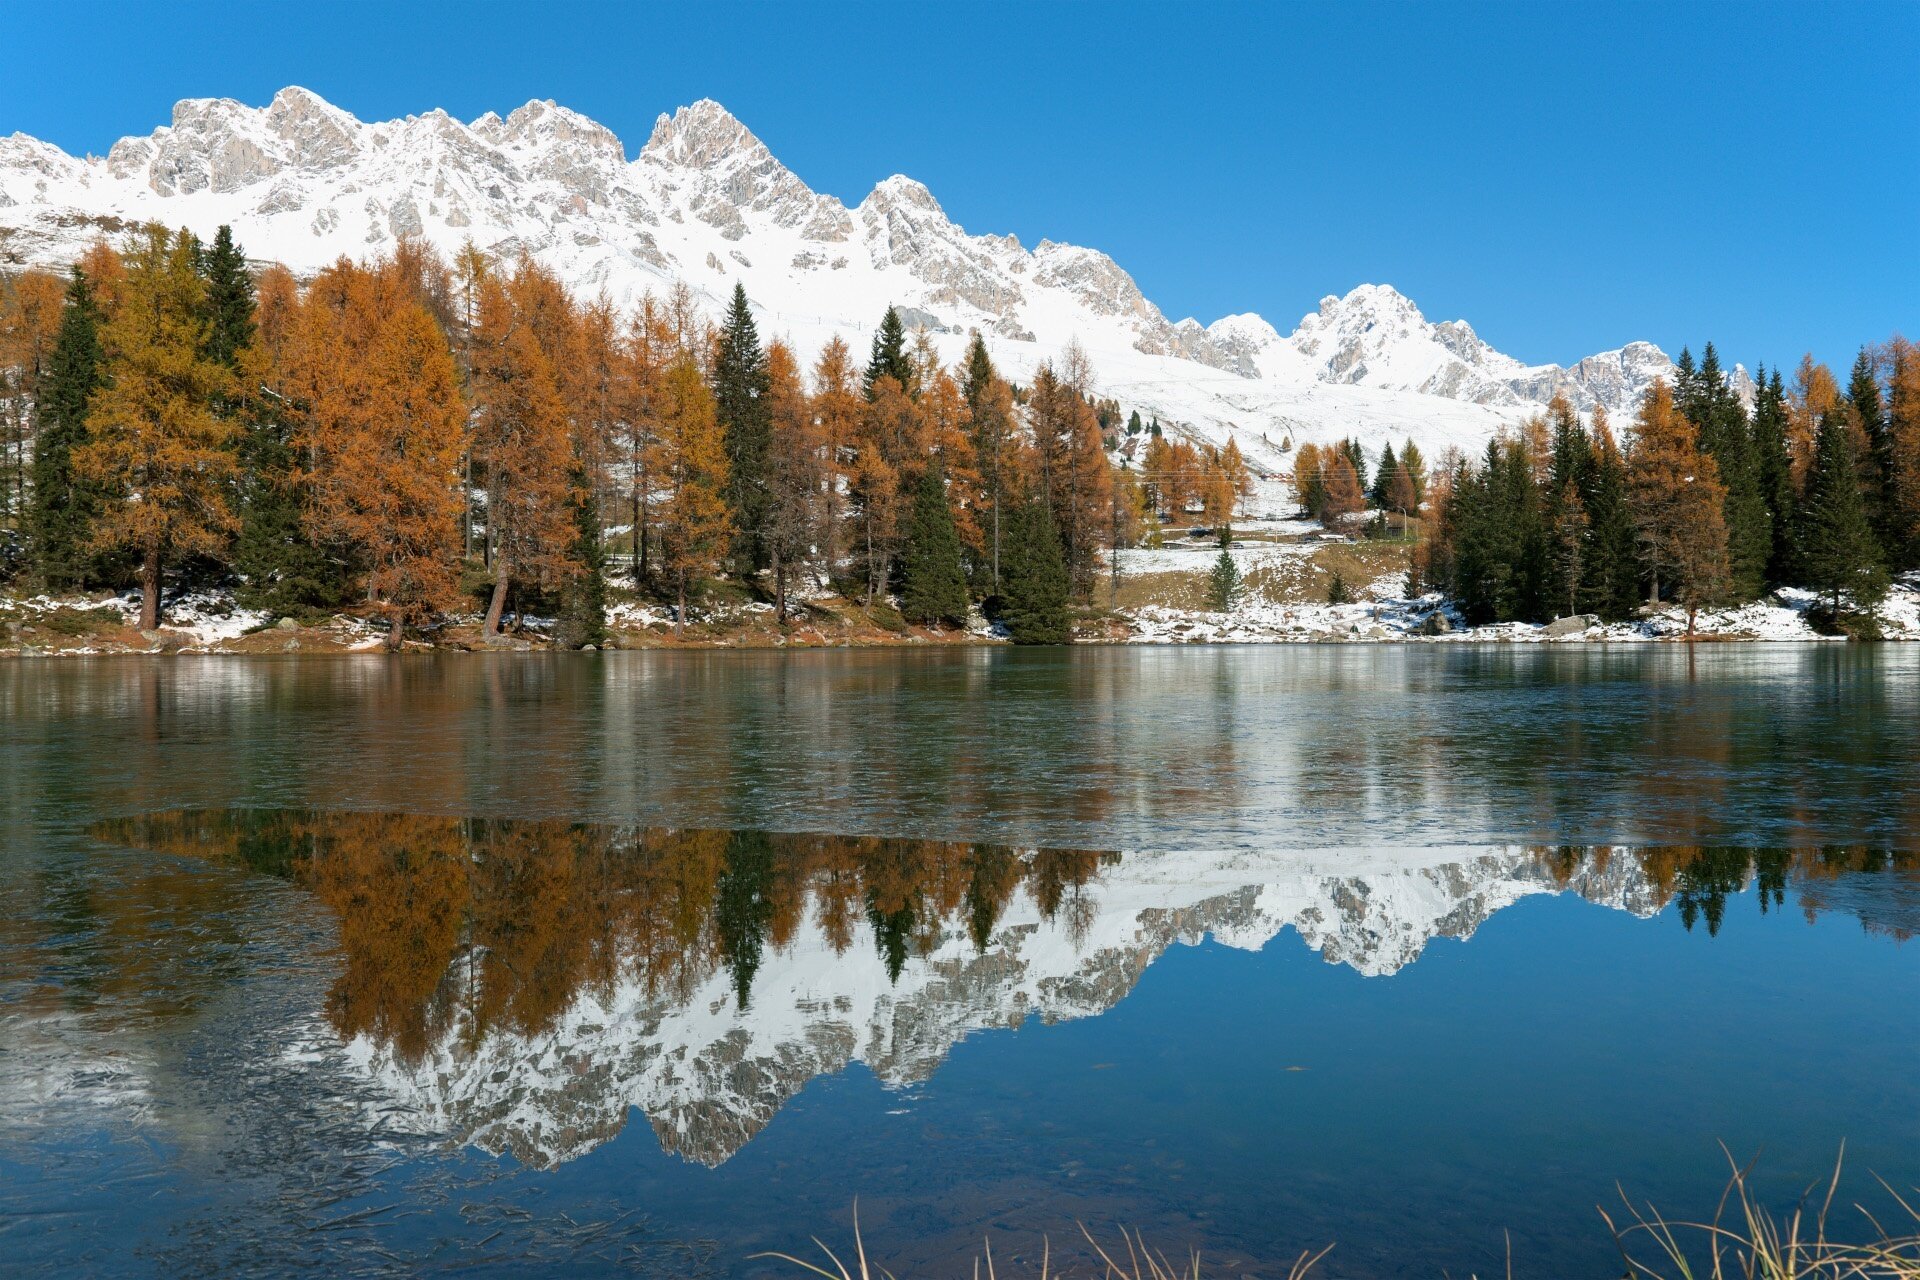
(990, 450), (1001, 592)
(1648, 572), (1660, 606)
(638, 501), (650, 583)
(140, 548), (163, 631)
(386, 611), (405, 652)
(675, 572), (686, 638)
(483, 563), (510, 639)
(773, 547), (787, 624)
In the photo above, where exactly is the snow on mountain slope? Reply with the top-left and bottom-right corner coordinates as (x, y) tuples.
(0, 88), (1685, 469)
(338, 845), (1665, 1169)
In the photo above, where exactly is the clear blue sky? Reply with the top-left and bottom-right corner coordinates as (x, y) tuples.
(6, 1), (1913, 372)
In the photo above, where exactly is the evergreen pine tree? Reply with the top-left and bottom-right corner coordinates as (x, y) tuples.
(1672, 347), (1700, 419)
(1445, 443), (1501, 623)
(961, 330), (995, 407)
(713, 283), (772, 573)
(1800, 409), (1888, 617)
(900, 463), (969, 626)
(1370, 442), (1400, 507)
(961, 333), (1012, 591)
(862, 305), (912, 399)
(1325, 569), (1353, 604)
(1207, 546), (1242, 611)
(998, 501), (1070, 643)
(1749, 364), (1798, 582)
(27, 268), (103, 588)
(1551, 478), (1590, 616)
(232, 389), (348, 614)
(1543, 395), (1594, 615)
(1501, 439), (1550, 620)
(1689, 343), (1771, 600)
(212, 228), (344, 614)
(1341, 437), (1369, 494)
(1126, 409), (1143, 437)
(1582, 412), (1640, 621)
(198, 225), (255, 367)
(1847, 347), (1894, 555)
(1449, 438), (1549, 623)
(557, 467), (609, 648)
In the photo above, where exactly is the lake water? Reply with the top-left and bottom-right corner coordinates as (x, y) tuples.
(2, 648), (1917, 1278)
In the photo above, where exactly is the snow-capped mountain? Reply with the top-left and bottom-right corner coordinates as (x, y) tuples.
(336, 845), (1663, 1169)
(0, 88), (1688, 469)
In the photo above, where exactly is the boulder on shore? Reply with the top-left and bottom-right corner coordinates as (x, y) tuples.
(1544, 614), (1599, 637)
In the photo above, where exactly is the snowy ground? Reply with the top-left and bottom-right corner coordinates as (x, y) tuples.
(8, 574), (1920, 653)
(0, 589), (392, 653)
(1114, 537), (1319, 578)
(1118, 572), (1920, 644)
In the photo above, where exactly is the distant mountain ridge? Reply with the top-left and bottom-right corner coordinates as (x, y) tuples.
(0, 88), (1698, 465)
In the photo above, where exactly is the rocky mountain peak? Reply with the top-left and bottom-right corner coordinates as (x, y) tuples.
(640, 98), (767, 170)
(637, 98), (845, 240)
(0, 85), (1683, 459)
(494, 98), (624, 161)
(861, 173), (945, 218)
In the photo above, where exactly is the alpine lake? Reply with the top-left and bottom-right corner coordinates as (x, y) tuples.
(3, 646), (1917, 1278)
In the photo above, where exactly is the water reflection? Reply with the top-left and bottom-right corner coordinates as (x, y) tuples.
(81, 809), (1919, 1170)
(6, 646), (1920, 855)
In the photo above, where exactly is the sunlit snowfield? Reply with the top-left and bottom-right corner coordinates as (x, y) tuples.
(3, 648), (1917, 1277)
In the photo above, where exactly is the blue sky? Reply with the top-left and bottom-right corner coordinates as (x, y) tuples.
(5, 1), (1913, 372)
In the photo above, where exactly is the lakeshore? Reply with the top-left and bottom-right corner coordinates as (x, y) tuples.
(6, 547), (1918, 656)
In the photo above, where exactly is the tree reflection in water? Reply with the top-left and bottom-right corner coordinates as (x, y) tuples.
(81, 809), (1918, 1169)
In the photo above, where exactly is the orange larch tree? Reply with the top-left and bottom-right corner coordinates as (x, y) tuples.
(0, 268), (66, 534)
(655, 347), (731, 633)
(291, 259), (468, 648)
(1885, 336), (1920, 568)
(619, 291), (674, 582)
(763, 338), (821, 621)
(810, 336), (862, 582)
(469, 265), (577, 638)
(1788, 355), (1841, 490)
(73, 225), (238, 630)
(1627, 378), (1730, 635)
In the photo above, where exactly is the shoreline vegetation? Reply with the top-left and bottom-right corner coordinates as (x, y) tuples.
(8, 570), (1919, 656)
(3, 224), (1916, 653)
(758, 1152), (1920, 1280)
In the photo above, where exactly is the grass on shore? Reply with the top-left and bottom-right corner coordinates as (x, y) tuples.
(1605, 1145), (1920, 1280)
(1109, 538), (1413, 613)
(755, 1149), (1920, 1279)
(753, 1210), (1328, 1280)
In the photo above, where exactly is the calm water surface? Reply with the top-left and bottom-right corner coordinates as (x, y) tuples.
(2, 647), (1917, 1278)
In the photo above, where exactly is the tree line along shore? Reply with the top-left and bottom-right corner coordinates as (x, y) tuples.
(0, 223), (1912, 651)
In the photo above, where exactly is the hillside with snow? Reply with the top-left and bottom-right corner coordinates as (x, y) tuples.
(1, 87), (1690, 472)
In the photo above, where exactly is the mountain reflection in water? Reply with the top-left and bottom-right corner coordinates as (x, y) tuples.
(86, 809), (1919, 1171)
